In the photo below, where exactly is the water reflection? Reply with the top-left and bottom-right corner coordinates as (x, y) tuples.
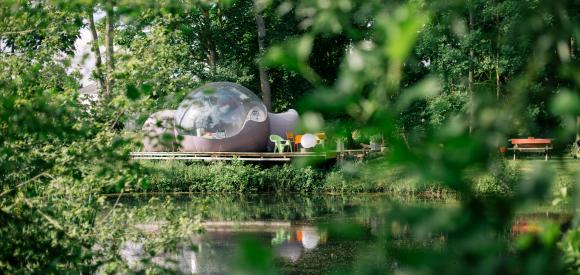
(511, 212), (572, 235)
(119, 224), (329, 273)
(112, 194), (572, 274)
(274, 226), (328, 262)
(120, 240), (199, 273)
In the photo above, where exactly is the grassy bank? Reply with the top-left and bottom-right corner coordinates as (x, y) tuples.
(117, 158), (578, 203)
(120, 159), (455, 198)
(133, 160), (326, 193)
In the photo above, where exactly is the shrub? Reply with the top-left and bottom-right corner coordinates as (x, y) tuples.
(132, 161), (326, 194)
(322, 161), (454, 199)
(132, 159), (524, 201)
(474, 161), (521, 197)
(560, 228), (580, 273)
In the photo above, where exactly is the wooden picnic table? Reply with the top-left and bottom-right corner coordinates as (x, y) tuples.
(508, 137), (553, 160)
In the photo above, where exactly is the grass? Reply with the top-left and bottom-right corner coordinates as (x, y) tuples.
(128, 158), (457, 199)
(516, 158), (579, 183)
(123, 157), (578, 211)
(130, 160), (327, 194)
(514, 158), (579, 214)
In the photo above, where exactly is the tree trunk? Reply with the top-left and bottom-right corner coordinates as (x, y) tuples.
(104, 1), (115, 98)
(201, 9), (216, 72)
(572, 37), (579, 141)
(254, 1), (272, 111)
(495, 60), (500, 101)
(495, 7), (500, 102)
(205, 40), (216, 71)
(88, 7), (105, 91)
(577, 116), (579, 141)
(468, 4), (474, 134)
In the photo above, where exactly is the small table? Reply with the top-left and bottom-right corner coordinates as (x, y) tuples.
(300, 133), (317, 149)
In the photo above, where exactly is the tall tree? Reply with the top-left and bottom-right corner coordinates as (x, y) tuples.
(468, 0), (475, 135)
(88, 6), (105, 90)
(104, 0), (115, 98)
(494, 3), (500, 102)
(254, 0), (272, 111)
(197, 4), (217, 71)
(573, 37), (579, 141)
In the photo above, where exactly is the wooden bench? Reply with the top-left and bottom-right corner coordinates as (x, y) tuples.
(508, 138), (553, 160)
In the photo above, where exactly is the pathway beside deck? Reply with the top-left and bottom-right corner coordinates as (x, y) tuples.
(130, 149), (373, 162)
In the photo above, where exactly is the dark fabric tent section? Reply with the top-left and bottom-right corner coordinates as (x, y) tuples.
(267, 110), (300, 151)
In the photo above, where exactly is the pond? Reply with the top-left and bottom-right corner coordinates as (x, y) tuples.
(104, 194), (572, 274)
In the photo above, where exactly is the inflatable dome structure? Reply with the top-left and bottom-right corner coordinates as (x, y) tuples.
(174, 82), (268, 138)
(142, 82), (299, 152)
(142, 110), (178, 152)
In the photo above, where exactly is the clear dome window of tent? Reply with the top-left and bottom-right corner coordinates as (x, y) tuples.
(174, 82), (267, 139)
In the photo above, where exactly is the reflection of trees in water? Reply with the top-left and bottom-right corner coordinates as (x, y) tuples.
(112, 195), (464, 273)
(184, 194), (368, 221)
(118, 226), (328, 273)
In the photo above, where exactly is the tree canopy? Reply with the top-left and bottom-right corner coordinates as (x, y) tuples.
(0, 0), (579, 273)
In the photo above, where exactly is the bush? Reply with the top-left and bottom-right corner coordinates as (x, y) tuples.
(132, 160), (326, 194)
(560, 228), (580, 273)
(474, 161), (521, 197)
(132, 160), (460, 199)
(322, 161), (454, 199)
(129, 159), (529, 201)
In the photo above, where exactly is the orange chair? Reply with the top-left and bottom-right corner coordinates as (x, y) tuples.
(286, 131), (295, 143)
(294, 134), (303, 151)
(315, 132), (327, 148)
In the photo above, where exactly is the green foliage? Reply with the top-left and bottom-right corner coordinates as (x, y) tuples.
(560, 228), (580, 273)
(424, 90), (468, 127)
(474, 160), (521, 197)
(137, 160), (325, 193)
(323, 161), (454, 199)
(94, 196), (202, 273)
(139, 160), (460, 199)
(0, 1), (82, 56)
(264, 0), (579, 273)
(1, 0), (579, 273)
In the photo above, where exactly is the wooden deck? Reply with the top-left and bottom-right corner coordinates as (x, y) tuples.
(130, 149), (373, 162)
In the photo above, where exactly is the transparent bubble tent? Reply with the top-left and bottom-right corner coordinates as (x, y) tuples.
(142, 82), (299, 152)
(174, 82), (268, 138)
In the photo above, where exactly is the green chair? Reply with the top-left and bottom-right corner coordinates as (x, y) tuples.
(270, 134), (292, 153)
